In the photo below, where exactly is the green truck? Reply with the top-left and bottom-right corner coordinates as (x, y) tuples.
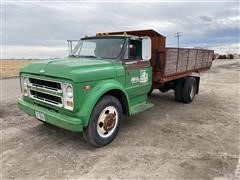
(18, 30), (214, 147)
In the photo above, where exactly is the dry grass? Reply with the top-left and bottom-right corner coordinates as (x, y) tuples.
(1, 60), (32, 78)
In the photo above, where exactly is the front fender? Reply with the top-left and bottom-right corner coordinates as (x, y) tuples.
(76, 79), (129, 127)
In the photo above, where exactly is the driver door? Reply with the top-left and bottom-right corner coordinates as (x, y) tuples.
(123, 38), (152, 100)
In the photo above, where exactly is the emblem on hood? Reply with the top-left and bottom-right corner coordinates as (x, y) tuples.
(39, 69), (45, 73)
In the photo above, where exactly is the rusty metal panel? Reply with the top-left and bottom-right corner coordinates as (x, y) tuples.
(164, 48), (213, 78)
(105, 29), (165, 38)
(187, 49), (198, 70)
(164, 48), (178, 75)
(100, 29), (214, 84)
(177, 49), (189, 73)
(202, 51), (209, 67)
(195, 49), (204, 69)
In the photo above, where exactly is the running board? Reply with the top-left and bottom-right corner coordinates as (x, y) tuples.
(129, 102), (154, 115)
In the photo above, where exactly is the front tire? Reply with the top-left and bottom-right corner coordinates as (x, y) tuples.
(83, 95), (122, 147)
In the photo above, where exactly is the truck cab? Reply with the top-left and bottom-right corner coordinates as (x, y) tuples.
(18, 34), (153, 146)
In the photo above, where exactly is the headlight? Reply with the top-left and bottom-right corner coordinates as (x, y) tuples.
(21, 76), (28, 96)
(66, 86), (73, 98)
(63, 83), (74, 111)
(23, 77), (27, 86)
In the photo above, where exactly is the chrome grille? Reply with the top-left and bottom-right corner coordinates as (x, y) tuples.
(28, 77), (63, 107)
(29, 77), (62, 92)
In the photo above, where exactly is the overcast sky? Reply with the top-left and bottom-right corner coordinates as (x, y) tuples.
(2, 0), (240, 58)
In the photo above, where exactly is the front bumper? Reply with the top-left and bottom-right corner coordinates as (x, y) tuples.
(18, 98), (83, 132)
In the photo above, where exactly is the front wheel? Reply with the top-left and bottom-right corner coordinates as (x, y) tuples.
(83, 95), (122, 147)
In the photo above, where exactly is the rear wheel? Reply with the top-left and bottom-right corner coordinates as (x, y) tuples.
(182, 77), (197, 103)
(83, 95), (122, 147)
(174, 79), (184, 102)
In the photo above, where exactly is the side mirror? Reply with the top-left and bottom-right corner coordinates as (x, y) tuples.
(141, 36), (152, 61)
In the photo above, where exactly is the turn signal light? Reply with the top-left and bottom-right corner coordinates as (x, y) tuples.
(82, 85), (91, 90)
(66, 101), (73, 107)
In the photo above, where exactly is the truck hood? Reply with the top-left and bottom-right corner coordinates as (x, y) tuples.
(21, 57), (116, 82)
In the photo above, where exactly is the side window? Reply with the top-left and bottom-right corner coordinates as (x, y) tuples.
(124, 39), (142, 61)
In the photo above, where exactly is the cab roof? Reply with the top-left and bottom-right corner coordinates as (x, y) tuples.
(100, 29), (165, 38)
(82, 34), (140, 40)
(82, 29), (165, 40)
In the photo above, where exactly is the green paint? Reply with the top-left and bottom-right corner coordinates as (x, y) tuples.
(18, 36), (153, 132)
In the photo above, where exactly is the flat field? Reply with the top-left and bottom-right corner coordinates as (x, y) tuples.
(0, 60), (32, 78)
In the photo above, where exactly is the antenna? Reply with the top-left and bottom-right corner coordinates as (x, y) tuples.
(174, 32), (182, 48)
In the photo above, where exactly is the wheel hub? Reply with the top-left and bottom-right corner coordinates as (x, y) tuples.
(97, 106), (118, 138)
(190, 84), (196, 99)
(103, 113), (116, 131)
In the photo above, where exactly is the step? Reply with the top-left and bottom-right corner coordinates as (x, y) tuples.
(129, 102), (154, 115)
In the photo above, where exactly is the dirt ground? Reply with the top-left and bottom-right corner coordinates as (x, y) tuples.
(1, 59), (239, 179)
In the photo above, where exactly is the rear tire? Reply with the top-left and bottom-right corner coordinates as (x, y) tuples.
(182, 77), (197, 103)
(174, 79), (184, 102)
(83, 95), (122, 147)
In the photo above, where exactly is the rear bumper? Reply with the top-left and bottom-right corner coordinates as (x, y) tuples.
(18, 98), (83, 132)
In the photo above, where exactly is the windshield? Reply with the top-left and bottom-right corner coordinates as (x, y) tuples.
(70, 38), (125, 59)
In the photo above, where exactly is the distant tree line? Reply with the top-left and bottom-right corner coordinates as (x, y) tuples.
(217, 54), (234, 59)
